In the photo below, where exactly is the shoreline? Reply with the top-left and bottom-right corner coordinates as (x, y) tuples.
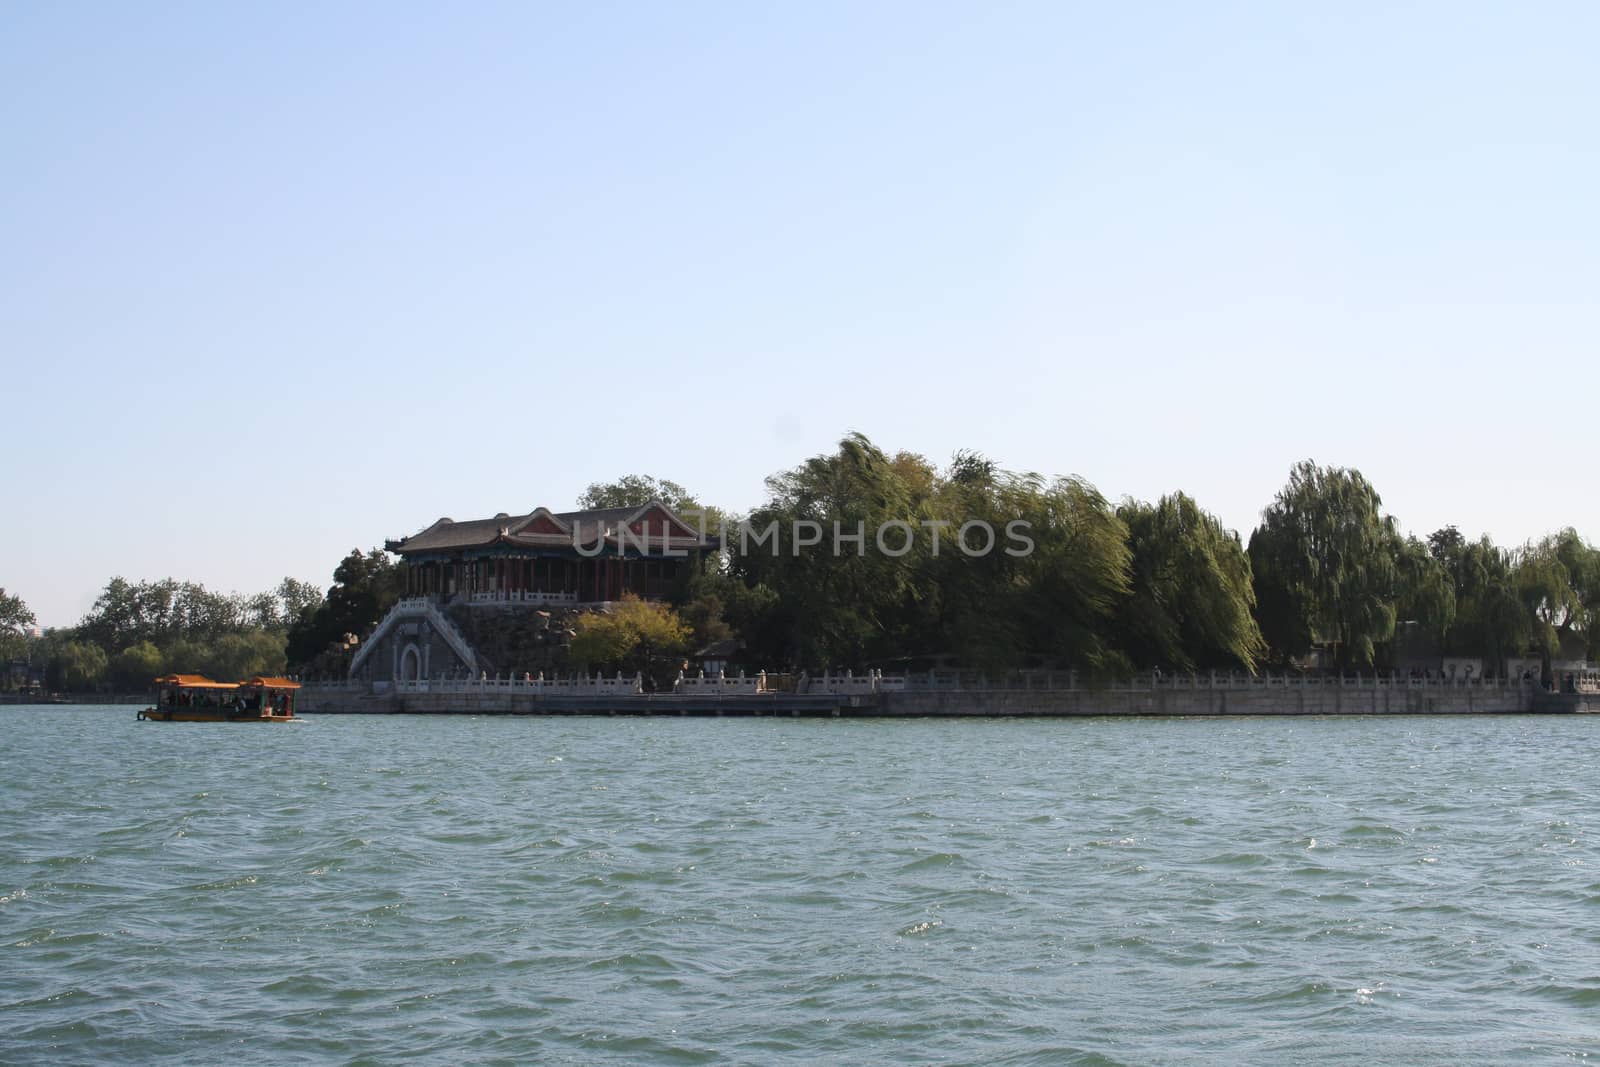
(11, 683), (1596, 717)
(287, 680), (1596, 717)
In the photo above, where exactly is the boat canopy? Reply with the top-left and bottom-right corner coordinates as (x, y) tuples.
(153, 673), (237, 690)
(238, 677), (301, 690)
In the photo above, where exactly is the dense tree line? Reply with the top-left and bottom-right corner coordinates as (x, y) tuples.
(681, 434), (1259, 676)
(5, 578), (322, 693)
(15, 437), (1594, 691)
(1245, 461), (1600, 675)
(645, 436), (1598, 679)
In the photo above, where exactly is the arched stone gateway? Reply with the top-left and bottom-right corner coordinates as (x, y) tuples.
(350, 599), (478, 684)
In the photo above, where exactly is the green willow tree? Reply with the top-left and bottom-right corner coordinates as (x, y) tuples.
(108, 640), (166, 692)
(1428, 527), (1519, 667)
(1248, 461), (1399, 669)
(732, 435), (1135, 673)
(1420, 526), (1600, 676)
(1006, 474), (1132, 674)
(918, 451), (1043, 671)
(1394, 534), (1456, 643)
(735, 433), (926, 667)
(1113, 493), (1265, 672)
(56, 640), (109, 691)
(1512, 529), (1600, 670)
(1554, 529), (1600, 658)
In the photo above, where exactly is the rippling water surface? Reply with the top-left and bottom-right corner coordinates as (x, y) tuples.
(3, 708), (1599, 1064)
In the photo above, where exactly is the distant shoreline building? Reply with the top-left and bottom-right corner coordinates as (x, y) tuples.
(385, 501), (714, 605)
(349, 501), (716, 684)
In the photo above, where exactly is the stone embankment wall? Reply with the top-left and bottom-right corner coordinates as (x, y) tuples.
(879, 683), (1534, 717)
(1532, 692), (1600, 714)
(299, 690), (402, 714)
(298, 680), (1541, 716)
(297, 688), (851, 716)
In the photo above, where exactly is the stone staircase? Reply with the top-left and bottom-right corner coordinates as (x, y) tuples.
(348, 596), (480, 678)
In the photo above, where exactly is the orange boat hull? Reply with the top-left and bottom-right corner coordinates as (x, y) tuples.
(138, 708), (298, 723)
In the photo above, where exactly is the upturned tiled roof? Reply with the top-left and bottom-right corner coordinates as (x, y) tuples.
(388, 502), (707, 555)
(554, 506), (637, 527)
(389, 516), (508, 553)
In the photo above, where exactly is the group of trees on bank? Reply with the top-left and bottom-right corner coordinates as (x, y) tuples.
(272, 435), (1596, 683)
(576, 437), (1599, 680)
(14, 435), (1594, 692)
(1246, 462), (1600, 675)
(667, 436), (1266, 676)
(3, 578), (323, 692)
(2, 549), (407, 694)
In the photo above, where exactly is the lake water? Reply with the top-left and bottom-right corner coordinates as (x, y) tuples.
(3, 707), (1598, 1064)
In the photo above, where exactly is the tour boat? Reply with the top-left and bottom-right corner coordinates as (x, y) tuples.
(138, 674), (301, 722)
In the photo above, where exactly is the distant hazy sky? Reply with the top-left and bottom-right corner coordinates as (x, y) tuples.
(5, 2), (1598, 627)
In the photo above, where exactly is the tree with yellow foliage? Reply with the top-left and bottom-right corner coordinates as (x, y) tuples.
(569, 595), (691, 690)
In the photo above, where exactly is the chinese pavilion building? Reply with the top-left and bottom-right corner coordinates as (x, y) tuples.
(386, 501), (715, 605)
(347, 501), (716, 685)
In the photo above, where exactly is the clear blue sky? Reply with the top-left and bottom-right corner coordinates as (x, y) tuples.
(5, 2), (1598, 627)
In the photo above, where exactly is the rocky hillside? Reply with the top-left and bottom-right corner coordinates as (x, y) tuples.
(445, 604), (589, 678)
